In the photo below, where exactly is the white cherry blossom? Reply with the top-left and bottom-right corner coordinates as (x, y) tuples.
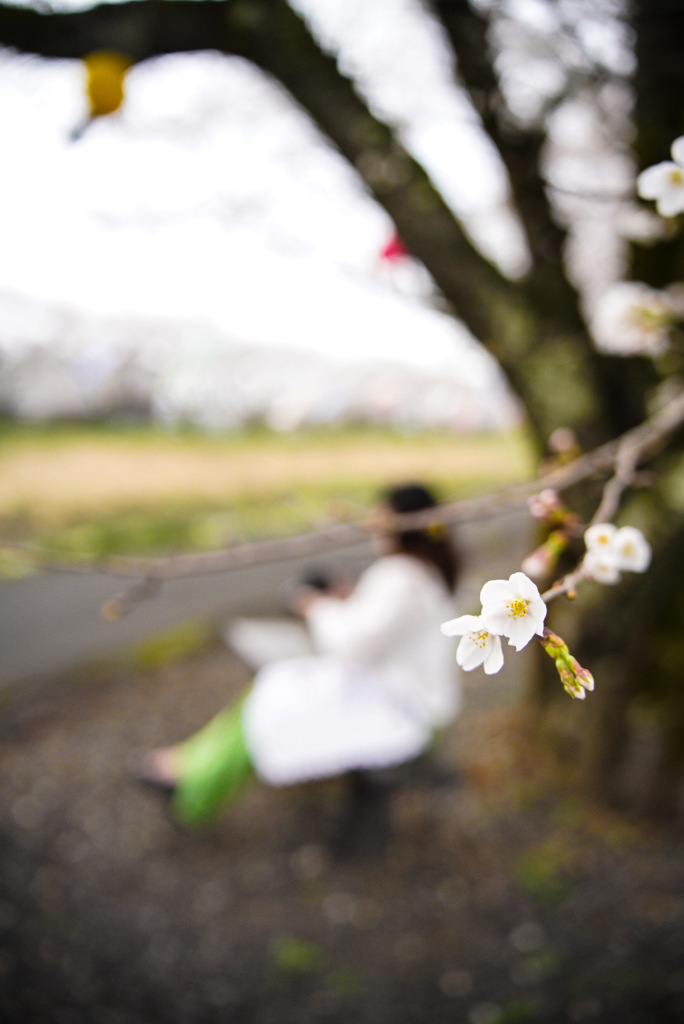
(479, 572), (547, 652)
(612, 526), (651, 572)
(582, 546), (621, 585)
(441, 614), (504, 675)
(590, 282), (675, 356)
(584, 523), (617, 551)
(637, 136), (684, 217)
(583, 523), (651, 583)
(583, 522), (622, 583)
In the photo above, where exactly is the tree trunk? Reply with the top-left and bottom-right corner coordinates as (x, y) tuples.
(559, 0), (684, 812)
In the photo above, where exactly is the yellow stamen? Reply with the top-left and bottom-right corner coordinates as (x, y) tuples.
(507, 598), (529, 620)
(469, 630), (489, 649)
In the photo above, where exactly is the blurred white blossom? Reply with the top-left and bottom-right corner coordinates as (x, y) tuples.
(590, 281), (675, 356)
(617, 205), (674, 244)
(582, 545), (622, 584)
(611, 526), (652, 573)
(583, 523), (651, 584)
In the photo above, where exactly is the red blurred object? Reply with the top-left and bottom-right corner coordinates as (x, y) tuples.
(380, 233), (409, 263)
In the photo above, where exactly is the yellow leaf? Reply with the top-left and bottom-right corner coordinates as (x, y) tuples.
(84, 51), (131, 117)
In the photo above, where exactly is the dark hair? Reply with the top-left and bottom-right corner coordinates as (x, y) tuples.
(381, 482), (460, 592)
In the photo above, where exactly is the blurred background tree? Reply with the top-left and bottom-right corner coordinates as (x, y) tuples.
(1, 0), (683, 813)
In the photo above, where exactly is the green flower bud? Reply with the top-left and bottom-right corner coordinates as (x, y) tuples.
(540, 631), (595, 698)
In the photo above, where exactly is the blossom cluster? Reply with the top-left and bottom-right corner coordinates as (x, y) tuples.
(441, 572), (547, 676)
(441, 523), (652, 694)
(582, 523), (652, 584)
(588, 137), (684, 357)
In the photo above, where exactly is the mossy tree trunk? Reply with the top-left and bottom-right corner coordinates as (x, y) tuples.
(559, 0), (684, 815)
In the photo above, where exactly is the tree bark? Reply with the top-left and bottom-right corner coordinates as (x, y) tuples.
(562, 0), (684, 813)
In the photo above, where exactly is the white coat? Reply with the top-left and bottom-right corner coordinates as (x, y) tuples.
(241, 554), (460, 786)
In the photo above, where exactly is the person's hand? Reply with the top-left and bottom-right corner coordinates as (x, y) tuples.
(287, 586), (323, 616)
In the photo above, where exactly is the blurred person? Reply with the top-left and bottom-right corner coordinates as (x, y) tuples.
(131, 483), (462, 827)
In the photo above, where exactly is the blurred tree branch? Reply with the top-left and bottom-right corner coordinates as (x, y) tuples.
(4, 383), (684, 618)
(430, 0), (575, 316)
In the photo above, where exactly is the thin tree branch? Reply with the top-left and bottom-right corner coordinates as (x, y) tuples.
(224, 0), (523, 343)
(589, 436), (643, 527)
(429, 0), (582, 322)
(539, 388), (684, 603)
(4, 386), (684, 619)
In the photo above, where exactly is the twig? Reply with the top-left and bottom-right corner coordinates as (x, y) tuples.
(4, 386), (684, 617)
(541, 566), (586, 604)
(588, 435), (642, 527)
(538, 388), (684, 603)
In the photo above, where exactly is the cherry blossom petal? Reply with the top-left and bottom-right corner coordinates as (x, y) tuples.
(456, 630), (504, 674)
(441, 614), (481, 637)
(637, 162), (677, 200)
(528, 595), (548, 622)
(657, 187), (684, 218)
(479, 578), (512, 605)
(506, 616), (541, 651)
(508, 571), (540, 601)
(483, 637), (504, 675)
(480, 604), (510, 635)
(456, 636), (488, 671)
(671, 136), (684, 166)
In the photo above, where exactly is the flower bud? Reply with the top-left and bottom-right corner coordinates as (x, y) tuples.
(527, 489), (562, 520)
(541, 629), (565, 654)
(521, 545), (555, 580)
(559, 667), (587, 699)
(522, 530), (570, 580)
(574, 664), (595, 692)
(548, 428), (579, 457)
(541, 630), (595, 699)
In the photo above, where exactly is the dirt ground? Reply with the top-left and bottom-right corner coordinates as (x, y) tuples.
(1, 643), (683, 1024)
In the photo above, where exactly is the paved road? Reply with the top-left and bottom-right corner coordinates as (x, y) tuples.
(0, 512), (532, 690)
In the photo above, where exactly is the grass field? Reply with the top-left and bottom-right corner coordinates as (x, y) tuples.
(0, 420), (536, 561)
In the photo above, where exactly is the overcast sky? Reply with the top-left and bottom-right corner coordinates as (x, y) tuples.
(0, 0), (585, 380)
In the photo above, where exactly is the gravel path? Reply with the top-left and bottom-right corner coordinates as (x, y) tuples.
(1, 641), (683, 1024)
